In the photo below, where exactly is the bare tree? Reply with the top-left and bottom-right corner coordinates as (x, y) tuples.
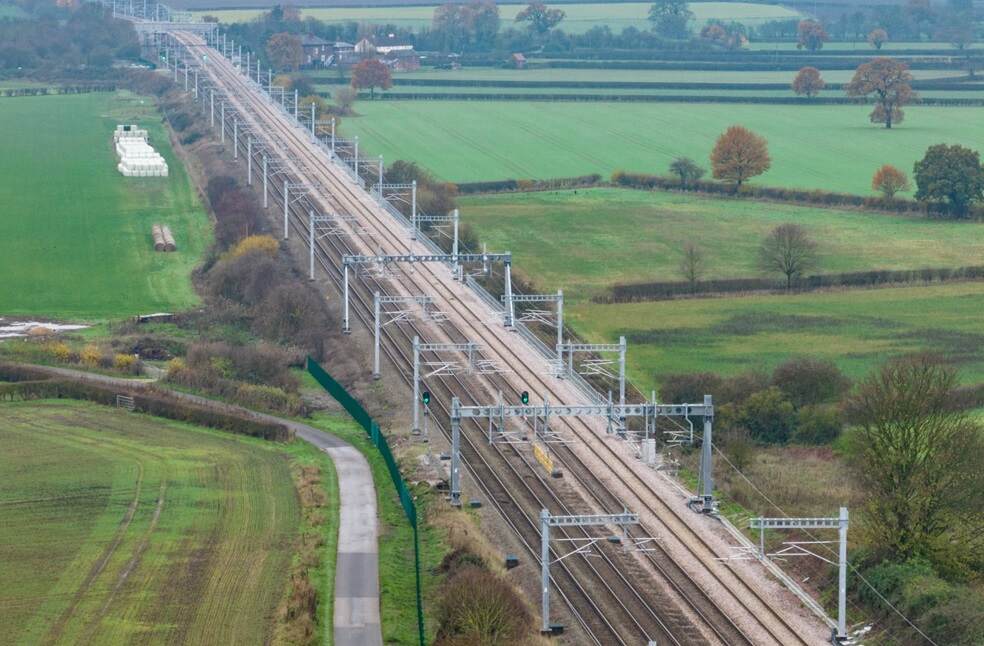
(757, 223), (818, 289)
(678, 242), (705, 291)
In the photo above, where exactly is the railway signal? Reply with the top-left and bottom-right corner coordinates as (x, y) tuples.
(521, 391), (530, 405)
(422, 391), (431, 405)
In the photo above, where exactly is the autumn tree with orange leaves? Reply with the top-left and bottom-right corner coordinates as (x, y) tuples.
(872, 165), (910, 198)
(846, 58), (916, 129)
(351, 58), (392, 99)
(792, 67), (825, 98)
(711, 126), (771, 189)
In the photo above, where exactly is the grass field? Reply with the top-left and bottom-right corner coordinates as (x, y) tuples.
(459, 188), (984, 295)
(194, 1), (801, 30)
(345, 101), (983, 192)
(0, 399), (304, 645)
(568, 282), (984, 390)
(0, 91), (211, 320)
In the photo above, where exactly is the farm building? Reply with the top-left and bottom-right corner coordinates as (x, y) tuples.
(300, 34), (332, 68)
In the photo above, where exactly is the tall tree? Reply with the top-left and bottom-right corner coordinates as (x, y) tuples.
(468, 1), (501, 49)
(867, 27), (888, 49)
(845, 57), (916, 129)
(846, 357), (984, 566)
(669, 156), (705, 187)
(648, 0), (693, 39)
(710, 125), (771, 189)
(266, 32), (303, 71)
(792, 66), (825, 98)
(871, 164), (910, 198)
(757, 223), (817, 288)
(796, 19), (828, 51)
(514, 1), (565, 34)
(678, 241), (705, 291)
(350, 58), (392, 99)
(913, 144), (984, 217)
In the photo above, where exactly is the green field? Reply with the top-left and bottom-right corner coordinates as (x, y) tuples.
(345, 101), (983, 192)
(0, 400), (305, 645)
(0, 91), (211, 320)
(569, 282), (984, 390)
(195, 1), (801, 31)
(459, 189), (984, 295)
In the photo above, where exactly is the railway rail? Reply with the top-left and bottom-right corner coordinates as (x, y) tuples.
(173, 31), (826, 646)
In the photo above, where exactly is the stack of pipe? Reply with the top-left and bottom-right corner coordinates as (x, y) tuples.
(161, 225), (177, 251)
(152, 224), (166, 251)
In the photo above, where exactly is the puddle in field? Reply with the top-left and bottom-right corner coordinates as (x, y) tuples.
(0, 318), (89, 339)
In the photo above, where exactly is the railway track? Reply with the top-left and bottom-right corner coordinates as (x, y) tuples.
(175, 32), (825, 646)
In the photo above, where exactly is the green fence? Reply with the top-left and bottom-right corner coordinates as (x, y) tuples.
(307, 357), (425, 646)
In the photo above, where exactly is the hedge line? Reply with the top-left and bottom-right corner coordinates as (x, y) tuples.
(599, 265), (984, 303)
(456, 174), (602, 193)
(386, 78), (984, 92)
(541, 60), (963, 71)
(542, 48), (984, 61)
(611, 171), (984, 218)
(0, 363), (293, 442)
(366, 92), (984, 106)
(0, 84), (117, 98)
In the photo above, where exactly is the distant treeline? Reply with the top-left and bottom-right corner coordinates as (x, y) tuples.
(0, 84), (117, 98)
(597, 265), (984, 303)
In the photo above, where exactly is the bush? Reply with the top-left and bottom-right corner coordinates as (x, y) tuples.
(80, 344), (102, 367)
(47, 341), (71, 363)
(793, 405), (842, 444)
(226, 234), (280, 260)
(435, 566), (532, 645)
(735, 386), (796, 443)
(772, 357), (851, 406)
(113, 353), (139, 374)
(658, 372), (723, 404)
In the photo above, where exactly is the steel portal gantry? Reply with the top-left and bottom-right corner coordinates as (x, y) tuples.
(750, 509), (850, 642)
(539, 510), (640, 635)
(373, 294), (442, 379)
(341, 253), (513, 334)
(450, 397), (715, 511)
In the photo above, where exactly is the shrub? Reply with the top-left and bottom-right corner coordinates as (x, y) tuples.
(113, 353), (139, 373)
(181, 130), (203, 145)
(47, 341), (71, 363)
(658, 372), (722, 404)
(226, 234), (279, 260)
(435, 566), (532, 645)
(80, 344), (102, 367)
(165, 357), (185, 375)
(735, 386), (796, 443)
(772, 357), (851, 406)
(793, 405), (842, 444)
